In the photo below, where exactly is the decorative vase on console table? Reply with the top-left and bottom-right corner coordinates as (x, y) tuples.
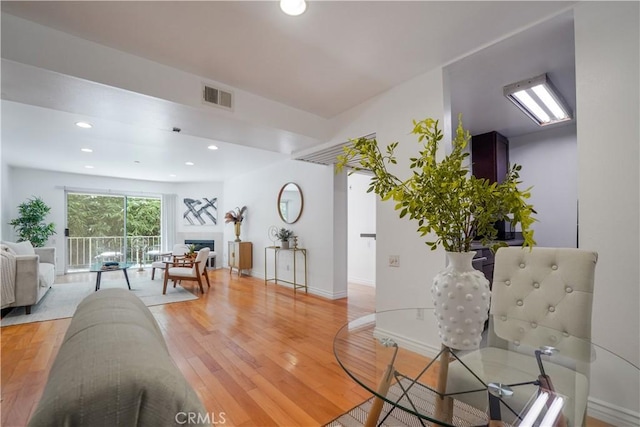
(224, 206), (247, 243)
(234, 222), (242, 242)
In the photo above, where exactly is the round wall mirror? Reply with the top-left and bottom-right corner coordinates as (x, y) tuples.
(278, 182), (304, 224)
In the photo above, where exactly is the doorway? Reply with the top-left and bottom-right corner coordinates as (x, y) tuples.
(65, 192), (161, 272)
(347, 172), (376, 289)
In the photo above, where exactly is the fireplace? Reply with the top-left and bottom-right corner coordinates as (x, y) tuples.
(184, 239), (216, 268)
(184, 240), (214, 252)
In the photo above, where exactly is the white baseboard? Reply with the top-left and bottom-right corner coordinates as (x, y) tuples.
(348, 276), (375, 286)
(588, 396), (640, 426)
(373, 327), (441, 359)
(309, 287), (347, 300)
(253, 270), (347, 299)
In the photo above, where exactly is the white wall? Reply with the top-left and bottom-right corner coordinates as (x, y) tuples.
(575, 2), (639, 423)
(509, 124), (578, 248)
(328, 68), (447, 350)
(0, 152), (12, 241)
(347, 172), (376, 286)
(223, 158), (340, 298)
(3, 167), (225, 273)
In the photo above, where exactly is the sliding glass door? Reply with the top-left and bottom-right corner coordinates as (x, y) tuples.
(66, 192), (161, 272)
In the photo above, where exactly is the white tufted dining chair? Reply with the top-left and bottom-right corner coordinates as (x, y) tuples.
(445, 247), (598, 426)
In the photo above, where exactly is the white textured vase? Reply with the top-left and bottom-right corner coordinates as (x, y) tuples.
(431, 251), (491, 350)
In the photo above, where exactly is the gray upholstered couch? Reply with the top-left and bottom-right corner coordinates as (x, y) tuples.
(29, 288), (209, 426)
(1, 241), (56, 314)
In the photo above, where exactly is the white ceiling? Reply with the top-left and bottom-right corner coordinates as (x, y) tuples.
(1, 1), (577, 183)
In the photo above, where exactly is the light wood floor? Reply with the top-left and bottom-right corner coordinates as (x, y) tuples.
(1, 268), (376, 427)
(1, 269), (612, 427)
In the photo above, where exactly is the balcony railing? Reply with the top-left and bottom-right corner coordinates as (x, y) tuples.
(67, 235), (162, 271)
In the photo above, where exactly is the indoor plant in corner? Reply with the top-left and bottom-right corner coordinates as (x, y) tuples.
(336, 116), (536, 350)
(9, 196), (56, 247)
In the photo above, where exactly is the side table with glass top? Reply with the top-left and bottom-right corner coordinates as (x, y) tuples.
(89, 262), (133, 291)
(333, 309), (640, 427)
(264, 246), (308, 293)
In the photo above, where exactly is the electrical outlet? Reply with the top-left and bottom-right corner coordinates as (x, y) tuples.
(286, 264), (290, 271)
(388, 255), (400, 267)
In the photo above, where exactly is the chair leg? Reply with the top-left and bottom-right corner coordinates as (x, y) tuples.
(203, 270), (211, 288)
(162, 275), (169, 295)
(151, 267), (156, 280)
(196, 276), (204, 294)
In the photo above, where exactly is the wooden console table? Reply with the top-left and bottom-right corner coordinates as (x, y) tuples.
(264, 246), (308, 293)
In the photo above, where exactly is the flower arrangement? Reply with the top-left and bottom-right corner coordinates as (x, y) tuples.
(224, 206), (247, 224)
(336, 116), (536, 252)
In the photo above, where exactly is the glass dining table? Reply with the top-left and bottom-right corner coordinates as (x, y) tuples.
(333, 309), (639, 427)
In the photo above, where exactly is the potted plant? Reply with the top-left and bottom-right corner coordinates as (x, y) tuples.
(276, 228), (294, 249)
(186, 244), (197, 260)
(336, 116), (536, 350)
(9, 196), (56, 247)
(224, 206), (247, 242)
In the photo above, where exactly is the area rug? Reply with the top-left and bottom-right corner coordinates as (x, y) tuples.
(325, 378), (490, 427)
(1, 278), (198, 327)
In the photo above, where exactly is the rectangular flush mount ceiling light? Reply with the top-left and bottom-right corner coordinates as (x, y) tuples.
(503, 73), (572, 126)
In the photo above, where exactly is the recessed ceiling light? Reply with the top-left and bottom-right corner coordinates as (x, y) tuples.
(185, 161), (194, 166)
(207, 145), (219, 150)
(85, 165), (94, 169)
(280, 0), (306, 16)
(75, 122), (93, 129)
(81, 148), (93, 153)
(169, 174), (177, 177)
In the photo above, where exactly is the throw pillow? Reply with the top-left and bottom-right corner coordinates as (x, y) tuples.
(1, 244), (16, 254)
(2, 241), (35, 256)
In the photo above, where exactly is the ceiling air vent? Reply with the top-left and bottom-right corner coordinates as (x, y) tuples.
(202, 84), (233, 110)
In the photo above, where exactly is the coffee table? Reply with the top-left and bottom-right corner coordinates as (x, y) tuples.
(89, 262), (133, 291)
(334, 309), (639, 427)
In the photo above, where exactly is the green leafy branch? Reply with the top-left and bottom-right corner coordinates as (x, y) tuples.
(336, 116), (536, 252)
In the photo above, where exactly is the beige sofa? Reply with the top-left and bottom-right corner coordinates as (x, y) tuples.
(29, 288), (208, 426)
(1, 241), (56, 314)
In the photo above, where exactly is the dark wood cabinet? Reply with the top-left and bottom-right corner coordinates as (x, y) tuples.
(472, 131), (514, 240)
(471, 131), (509, 184)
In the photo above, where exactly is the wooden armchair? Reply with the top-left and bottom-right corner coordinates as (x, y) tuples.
(151, 244), (189, 280)
(162, 247), (211, 294)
